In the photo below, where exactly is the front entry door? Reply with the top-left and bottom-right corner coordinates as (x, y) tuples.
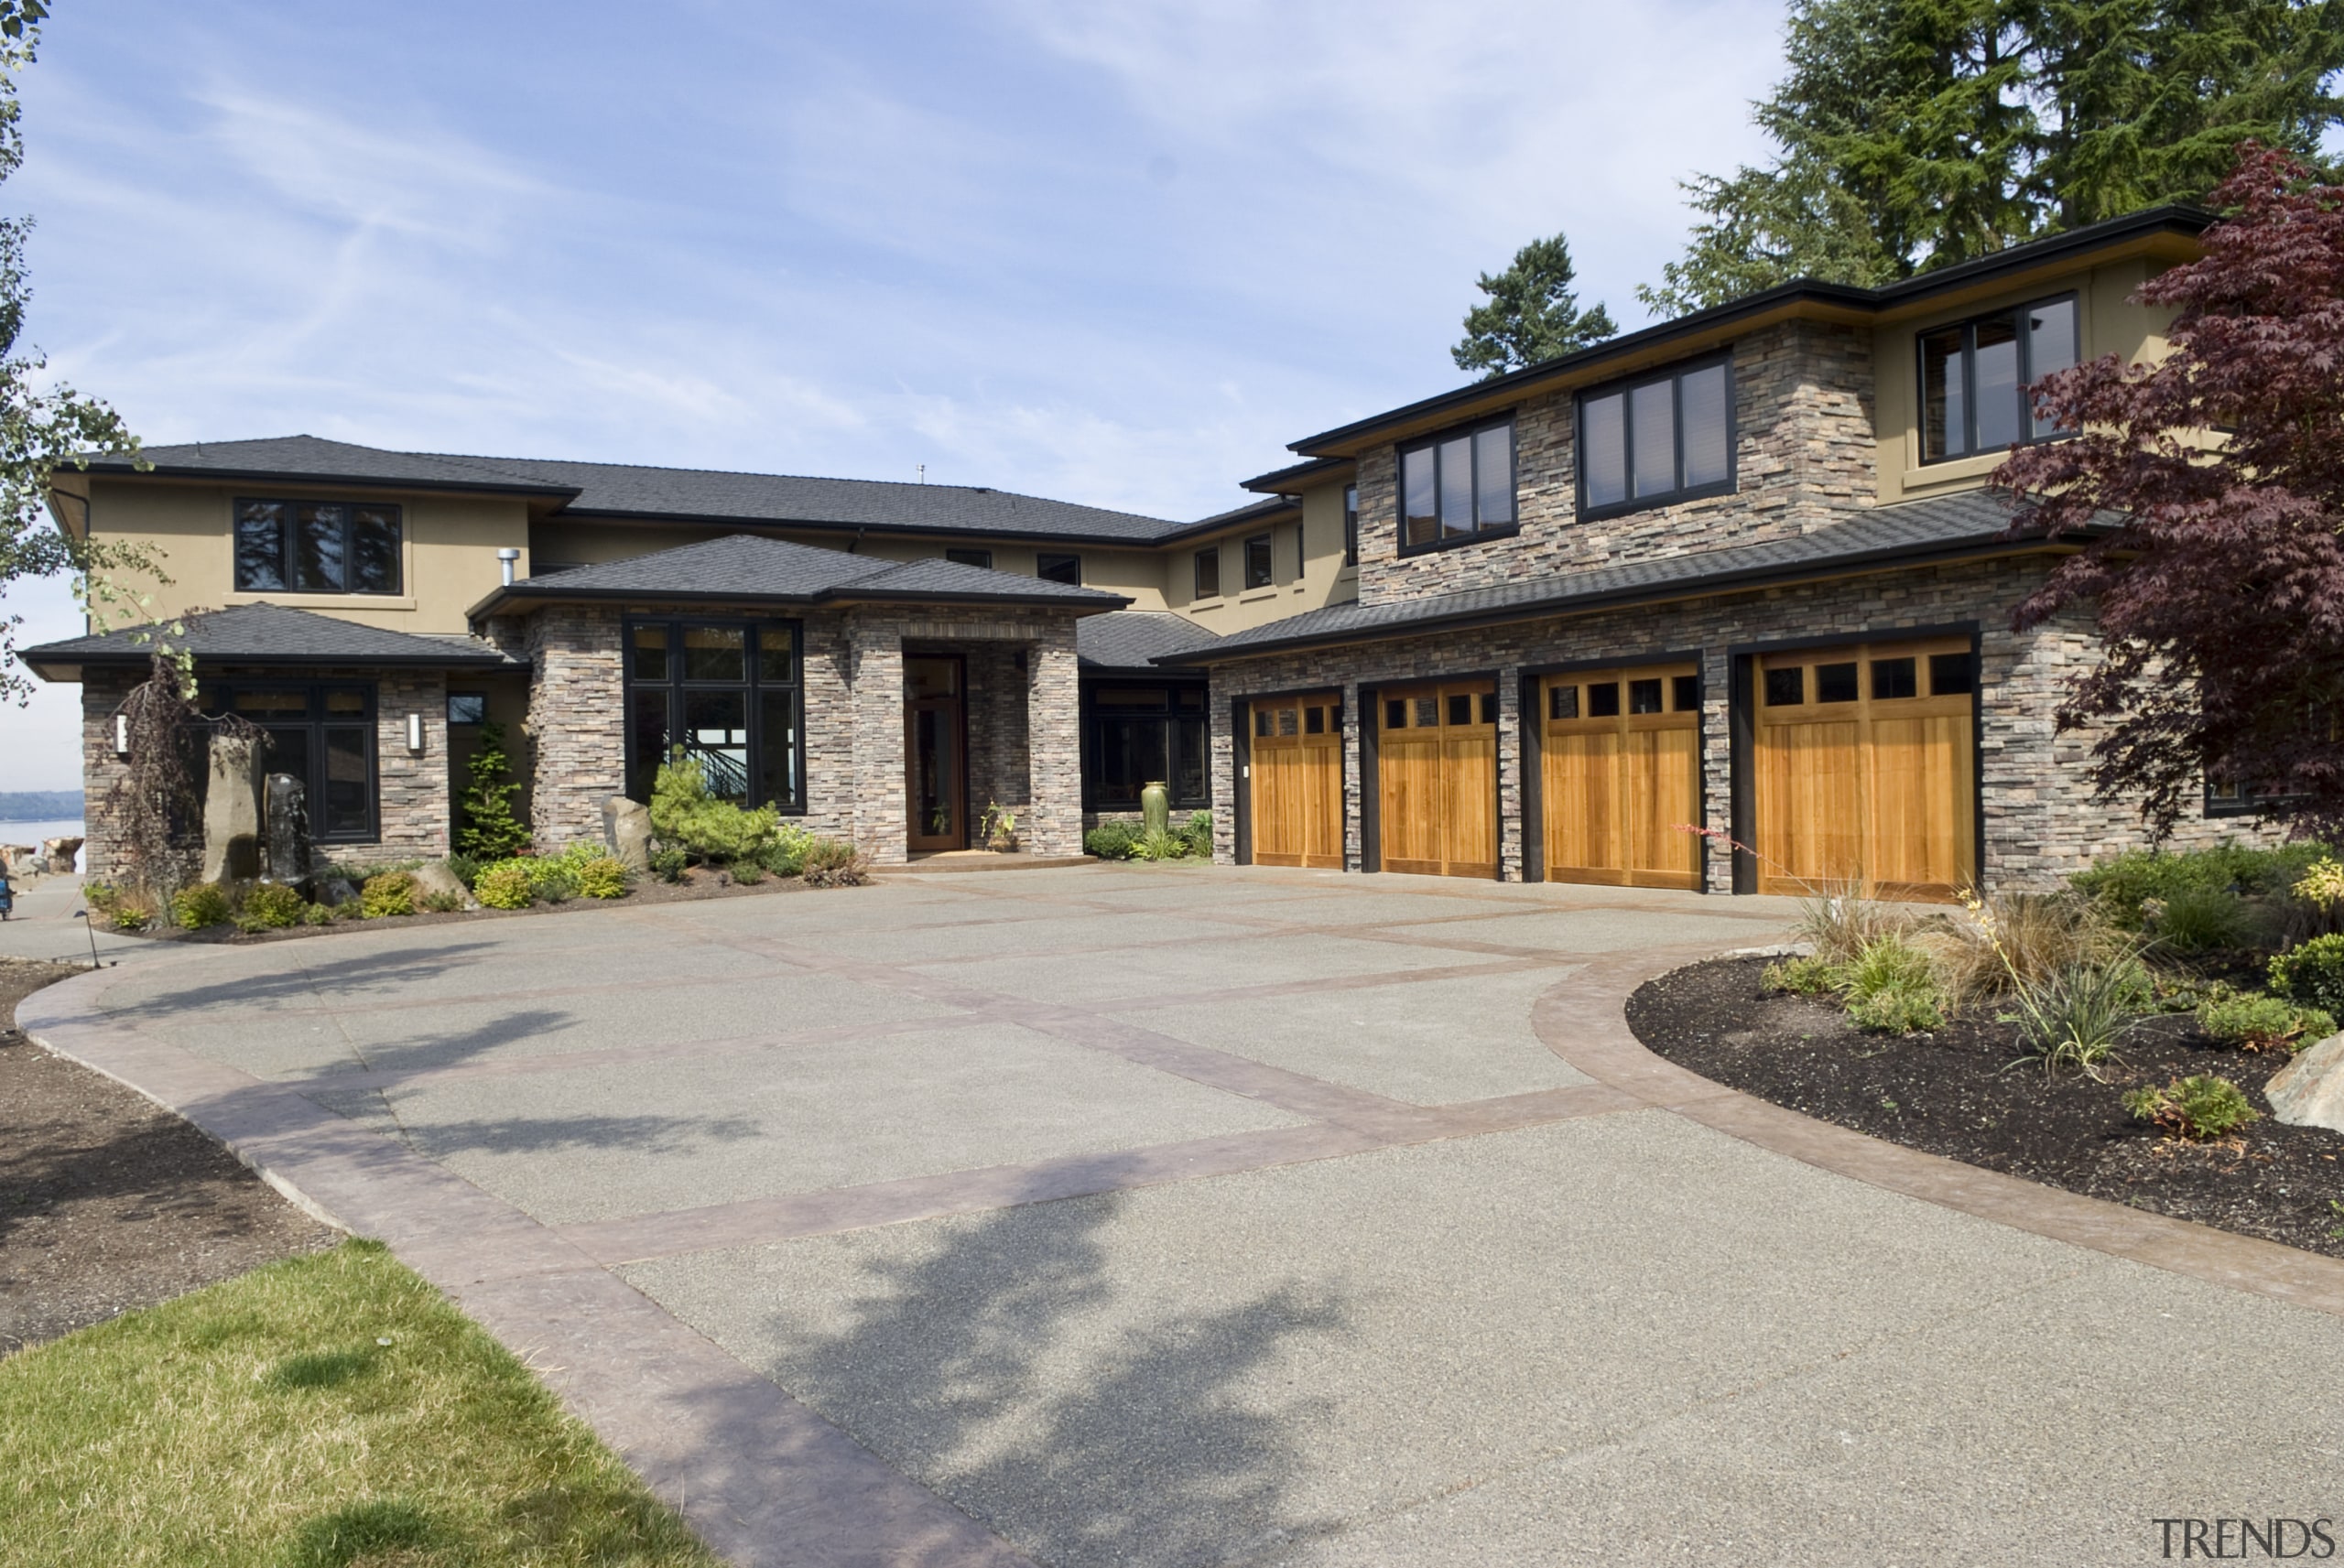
(906, 655), (966, 851)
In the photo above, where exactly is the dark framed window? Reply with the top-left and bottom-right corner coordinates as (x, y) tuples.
(1400, 416), (1515, 553)
(944, 547), (993, 569)
(1036, 552), (1082, 585)
(1243, 533), (1274, 589)
(1083, 683), (1210, 809)
(1194, 545), (1221, 599)
(1578, 356), (1733, 519)
(1919, 295), (2078, 462)
(446, 692), (487, 726)
(624, 617), (804, 813)
(209, 681), (378, 842)
(233, 499), (403, 595)
(1342, 483), (1359, 566)
(1294, 522), (1307, 579)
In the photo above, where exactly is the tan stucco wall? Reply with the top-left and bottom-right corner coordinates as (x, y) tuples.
(72, 477), (531, 635)
(1161, 483), (1357, 635)
(1875, 258), (2176, 504)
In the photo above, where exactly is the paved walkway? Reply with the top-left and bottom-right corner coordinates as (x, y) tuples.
(21, 865), (2344, 1566)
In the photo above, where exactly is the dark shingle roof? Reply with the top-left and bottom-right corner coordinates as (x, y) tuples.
(76, 436), (1193, 544)
(1168, 492), (2078, 664)
(20, 601), (515, 677)
(1077, 611), (1222, 673)
(474, 532), (1126, 617)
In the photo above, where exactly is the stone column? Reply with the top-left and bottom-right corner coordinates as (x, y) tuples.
(847, 616), (907, 863)
(1024, 624), (1082, 858)
(525, 606), (625, 850)
(1495, 665), (1524, 881)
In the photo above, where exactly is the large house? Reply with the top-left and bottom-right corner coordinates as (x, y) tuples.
(25, 206), (2252, 896)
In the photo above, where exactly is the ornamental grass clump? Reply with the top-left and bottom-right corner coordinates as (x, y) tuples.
(1791, 881), (1909, 966)
(1837, 934), (1948, 1033)
(1914, 889), (2111, 1007)
(2195, 989), (2336, 1054)
(799, 837), (871, 889)
(1963, 887), (2146, 1079)
(359, 871), (418, 919)
(2123, 1074), (2261, 1141)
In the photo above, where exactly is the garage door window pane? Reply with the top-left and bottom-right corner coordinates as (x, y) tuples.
(1930, 652), (1977, 696)
(1588, 682), (1621, 718)
(1416, 697), (1438, 727)
(1817, 662), (1860, 703)
(1385, 700), (1406, 730)
(1629, 678), (1664, 714)
(1764, 667), (1804, 706)
(1673, 675), (1700, 711)
(1277, 707), (1298, 736)
(1872, 657), (1917, 699)
(1548, 685), (1578, 719)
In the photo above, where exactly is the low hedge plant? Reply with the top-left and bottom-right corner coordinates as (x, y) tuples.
(2123, 1074), (2261, 1141)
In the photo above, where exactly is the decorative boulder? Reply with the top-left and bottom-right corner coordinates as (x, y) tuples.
(201, 731), (266, 883)
(2265, 1033), (2344, 1137)
(409, 860), (471, 909)
(602, 795), (652, 873)
(42, 837), (82, 874)
(0, 844), (34, 876)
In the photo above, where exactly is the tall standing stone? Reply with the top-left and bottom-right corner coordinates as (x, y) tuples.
(264, 772), (311, 890)
(201, 731), (266, 883)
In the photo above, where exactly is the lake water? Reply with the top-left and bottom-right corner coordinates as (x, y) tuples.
(0, 819), (85, 872)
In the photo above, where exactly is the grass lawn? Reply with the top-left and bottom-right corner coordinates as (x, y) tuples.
(0, 1239), (719, 1568)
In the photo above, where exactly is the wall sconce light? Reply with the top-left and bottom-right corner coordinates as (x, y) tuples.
(114, 714), (130, 756)
(407, 712), (425, 754)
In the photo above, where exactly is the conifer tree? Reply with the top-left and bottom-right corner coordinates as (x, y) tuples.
(1452, 232), (1617, 377)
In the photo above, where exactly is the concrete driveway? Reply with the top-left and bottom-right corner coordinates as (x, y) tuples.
(24, 865), (2344, 1566)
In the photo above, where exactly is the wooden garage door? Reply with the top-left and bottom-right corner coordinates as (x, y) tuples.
(1753, 638), (1977, 901)
(1378, 681), (1497, 880)
(1250, 693), (1344, 869)
(1542, 663), (1702, 891)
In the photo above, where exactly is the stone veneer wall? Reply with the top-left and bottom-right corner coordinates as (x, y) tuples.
(79, 664), (450, 883)
(1209, 557), (2264, 893)
(1354, 319), (1878, 606)
(507, 602), (1086, 865)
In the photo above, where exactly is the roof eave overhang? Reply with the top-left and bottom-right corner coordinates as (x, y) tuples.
(1239, 456), (1356, 495)
(1160, 535), (2083, 665)
(469, 583), (1131, 619)
(69, 461), (581, 502)
(1152, 500), (1304, 546)
(1288, 208), (2212, 459)
(26, 651), (513, 681)
(545, 506), (1179, 547)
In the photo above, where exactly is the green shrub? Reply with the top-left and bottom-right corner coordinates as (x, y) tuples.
(2073, 842), (2333, 929)
(2196, 989), (2336, 1053)
(1848, 980), (1947, 1033)
(649, 845), (689, 882)
(575, 856), (628, 900)
(2123, 1074), (2261, 1141)
(2007, 956), (2151, 1079)
(444, 852), (482, 891)
(237, 883), (307, 932)
(1085, 821), (1139, 860)
(2271, 934), (2344, 1017)
(728, 859), (765, 885)
(419, 889), (466, 914)
(170, 881), (233, 930)
(360, 871), (418, 920)
(1763, 954), (1842, 996)
(799, 837), (870, 889)
(758, 822), (817, 877)
(1128, 827), (1191, 861)
(2146, 885), (2250, 951)
(649, 752), (777, 864)
(109, 904), (153, 932)
(1181, 811), (1213, 855)
(299, 902), (334, 927)
(1838, 935), (1948, 1033)
(473, 864), (534, 910)
(81, 881), (122, 918)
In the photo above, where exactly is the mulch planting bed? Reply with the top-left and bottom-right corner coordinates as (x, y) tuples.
(0, 958), (338, 1355)
(1628, 956), (2344, 1261)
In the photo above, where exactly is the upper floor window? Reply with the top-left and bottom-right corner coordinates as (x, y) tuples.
(1400, 417), (1515, 553)
(1244, 533), (1274, 589)
(1919, 295), (2077, 462)
(1036, 551), (1082, 585)
(234, 499), (403, 595)
(1342, 484), (1359, 566)
(1194, 544), (1221, 599)
(1578, 357), (1732, 518)
(944, 546), (993, 569)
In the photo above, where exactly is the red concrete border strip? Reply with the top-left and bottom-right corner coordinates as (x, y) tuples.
(1534, 946), (2344, 1320)
(17, 970), (1038, 1568)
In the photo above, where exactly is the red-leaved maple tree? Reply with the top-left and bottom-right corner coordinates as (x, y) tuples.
(1996, 145), (2344, 838)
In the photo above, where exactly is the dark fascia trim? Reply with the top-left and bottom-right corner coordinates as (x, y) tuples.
(1158, 535), (2076, 665)
(1151, 498), (1302, 547)
(1239, 455), (1355, 494)
(72, 460), (581, 502)
(31, 649), (512, 678)
(545, 505), (1186, 547)
(469, 581), (1130, 619)
(1079, 661), (1210, 676)
(1286, 206), (2212, 456)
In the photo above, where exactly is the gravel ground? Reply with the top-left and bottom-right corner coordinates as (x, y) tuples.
(0, 957), (338, 1355)
(1628, 956), (2344, 1260)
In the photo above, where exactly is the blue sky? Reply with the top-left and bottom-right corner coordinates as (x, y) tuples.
(0, 0), (1785, 790)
